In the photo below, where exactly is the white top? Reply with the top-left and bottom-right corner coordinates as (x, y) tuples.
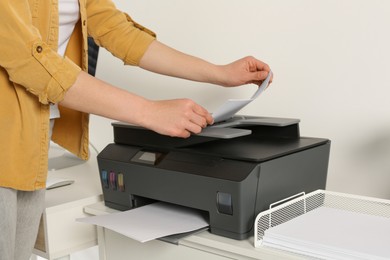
(50, 0), (80, 119)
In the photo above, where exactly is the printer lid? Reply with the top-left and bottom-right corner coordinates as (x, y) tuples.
(180, 135), (329, 162)
(112, 116), (329, 163)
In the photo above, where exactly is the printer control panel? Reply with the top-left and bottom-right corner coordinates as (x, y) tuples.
(130, 150), (165, 165)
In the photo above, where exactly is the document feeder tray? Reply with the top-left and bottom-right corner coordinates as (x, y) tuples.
(97, 116), (331, 240)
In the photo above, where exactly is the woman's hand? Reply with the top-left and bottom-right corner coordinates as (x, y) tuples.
(216, 56), (272, 88)
(139, 99), (214, 138)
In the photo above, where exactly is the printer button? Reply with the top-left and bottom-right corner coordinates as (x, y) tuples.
(217, 192), (233, 215)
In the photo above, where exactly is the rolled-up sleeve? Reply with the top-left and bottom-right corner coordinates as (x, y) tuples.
(0, 1), (81, 105)
(86, 0), (156, 66)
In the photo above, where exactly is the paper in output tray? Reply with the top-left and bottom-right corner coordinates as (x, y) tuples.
(262, 207), (390, 260)
(77, 202), (209, 243)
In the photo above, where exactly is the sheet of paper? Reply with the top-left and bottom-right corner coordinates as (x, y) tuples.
(212, 71), (272, 123)
(262, 207), (390, 260)
(77, 202), (209, 243)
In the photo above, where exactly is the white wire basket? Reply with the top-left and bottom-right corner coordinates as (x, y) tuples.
(254, 189), (390, 248)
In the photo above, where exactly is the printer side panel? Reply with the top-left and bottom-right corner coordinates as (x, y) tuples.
(207, 165), (261, 240)
(207, 141), (330, 240)
(255, 141), (331, 214)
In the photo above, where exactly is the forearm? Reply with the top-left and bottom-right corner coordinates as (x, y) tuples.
(139, 40), (271, 88)
(139, 40), (223, 85)
(60, 71), (148, 126)
(59, 71), (213, 138)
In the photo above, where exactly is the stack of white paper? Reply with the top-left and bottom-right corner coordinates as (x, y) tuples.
(262, 207), (390, 260)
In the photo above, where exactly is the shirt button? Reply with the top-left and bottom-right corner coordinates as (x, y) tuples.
(36, 46), (43, 53)
(83, 20), (86, 26)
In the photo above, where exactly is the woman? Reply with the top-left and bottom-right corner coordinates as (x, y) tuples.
(0, 0), (271, 259)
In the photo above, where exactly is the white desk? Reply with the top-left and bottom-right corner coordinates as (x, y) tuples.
(84, 202), (307, 260)
(32, 148), (103, 260)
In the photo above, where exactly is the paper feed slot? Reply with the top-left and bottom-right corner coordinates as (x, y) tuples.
(197, 116), (300, 139)
(112, 116), (301, 149)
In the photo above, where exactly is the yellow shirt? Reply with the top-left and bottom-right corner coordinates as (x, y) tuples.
(0, 0), (156, 191)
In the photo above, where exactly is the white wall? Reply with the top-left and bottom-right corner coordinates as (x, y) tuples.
(90, 0), (390, 199)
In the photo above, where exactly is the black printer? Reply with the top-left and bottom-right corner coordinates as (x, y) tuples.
(97, 116), (330, 240)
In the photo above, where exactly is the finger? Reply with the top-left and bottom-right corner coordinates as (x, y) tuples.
(246, 57), (270, 72)
(250, 70), (273, 87)
(247, 70), (270, 84)
(254, 59), (271, 72)
(192, 104), (214, 125)
(168, 126), (192, 138)
(179, 129), (192, 138)
(185, 122), (203, 135)
(190, 113), (208, 128)
(257, 70), (271, 81)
